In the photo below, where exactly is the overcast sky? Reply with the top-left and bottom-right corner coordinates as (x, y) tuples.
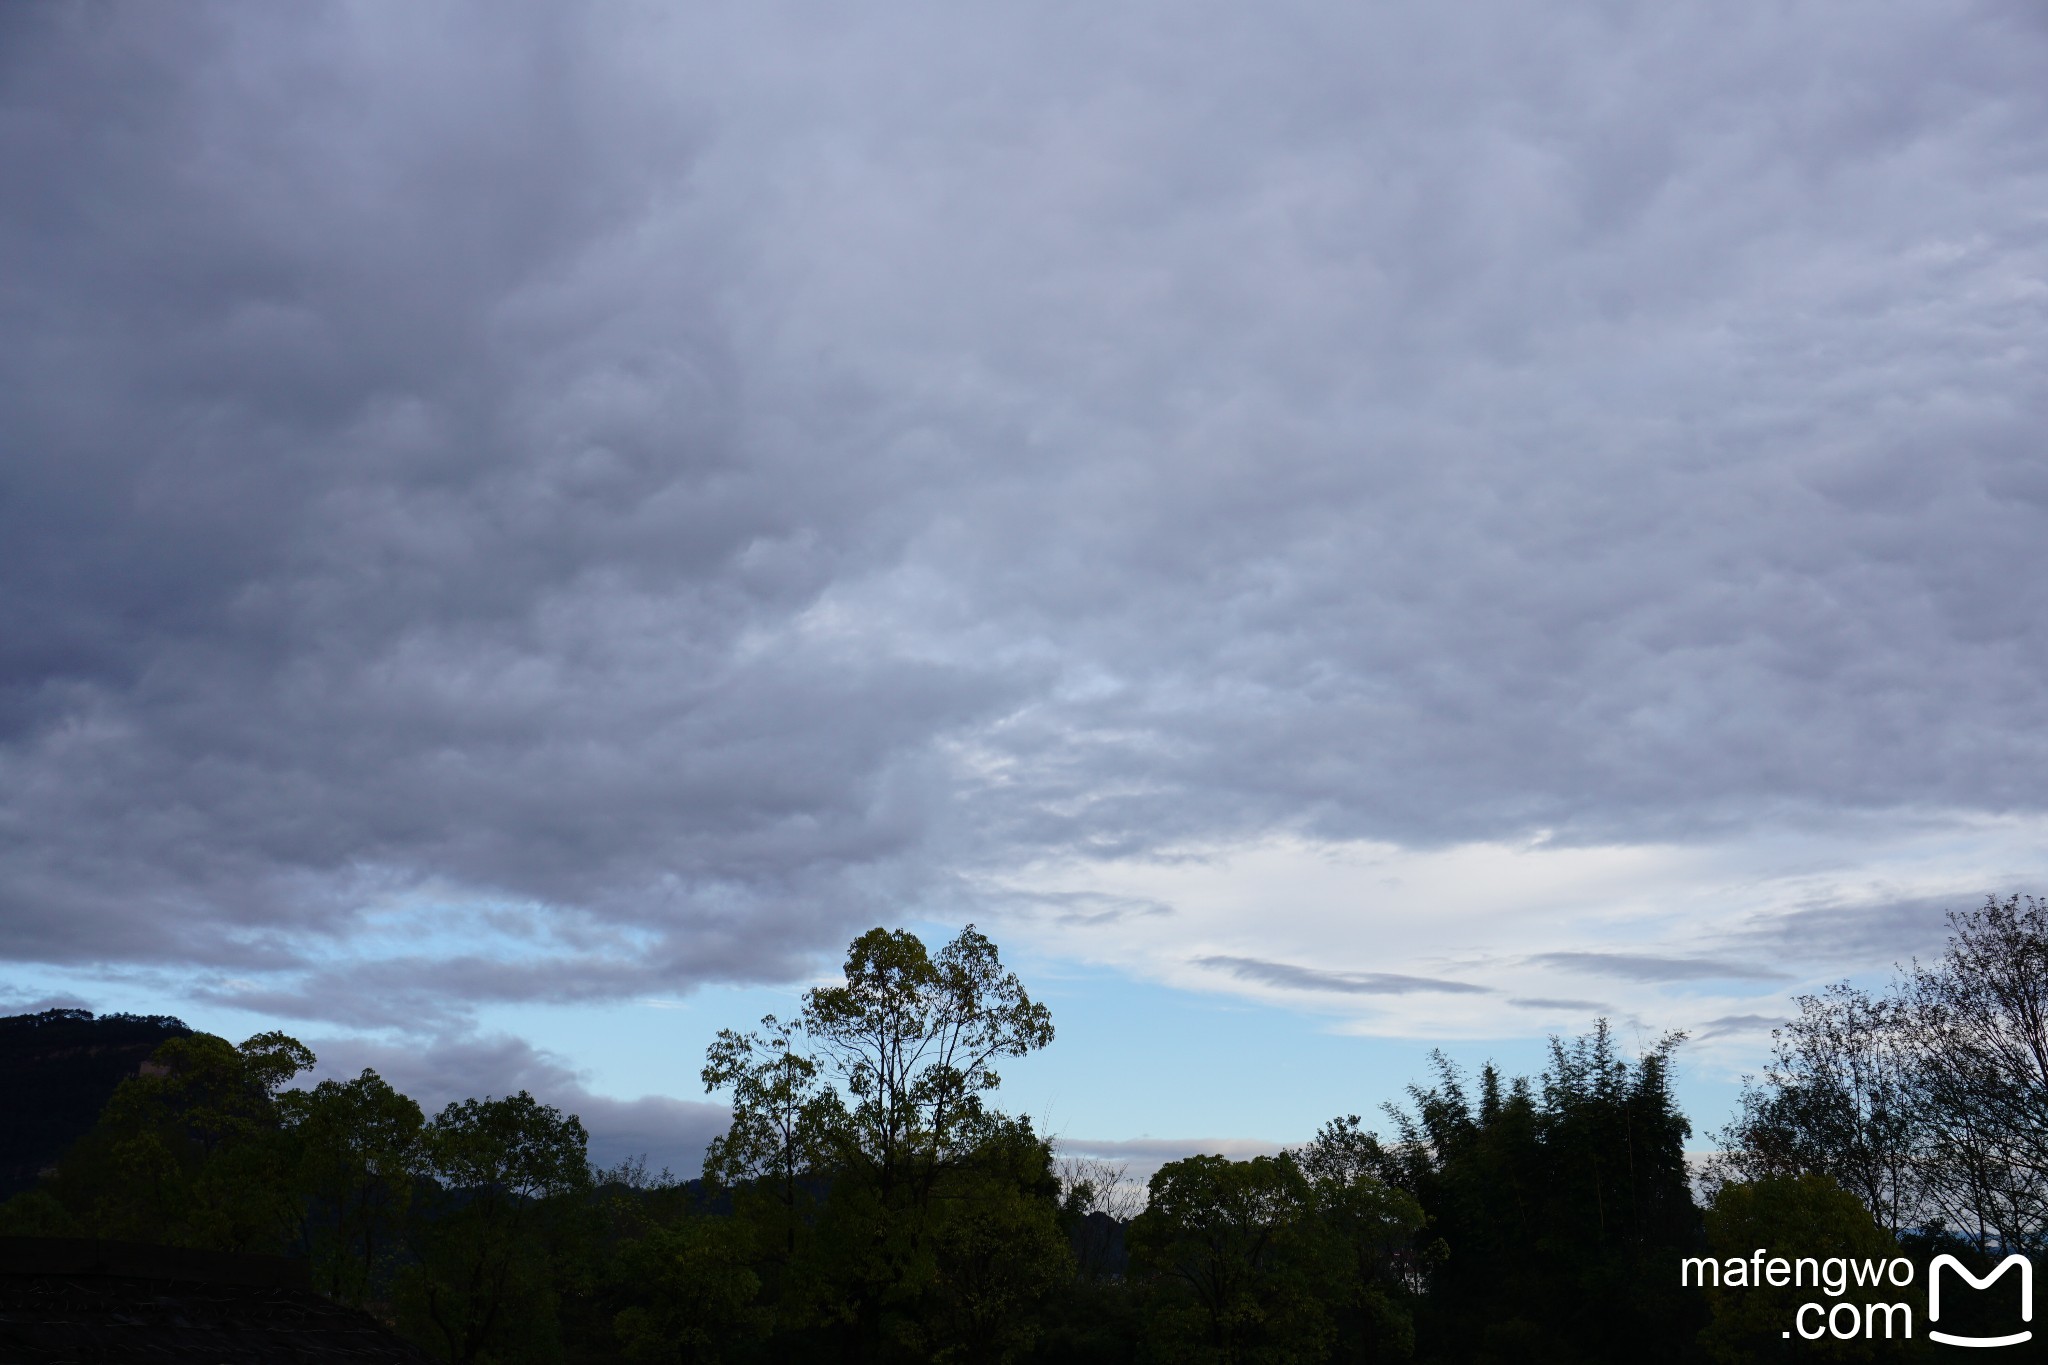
(3, 0), (2046, 1170)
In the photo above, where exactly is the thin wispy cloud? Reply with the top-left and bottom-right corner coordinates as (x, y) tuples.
(1694, 1013), (1785, 1042)
(1197, 956), (1492, 997)
(1527, 953), (1792, 984)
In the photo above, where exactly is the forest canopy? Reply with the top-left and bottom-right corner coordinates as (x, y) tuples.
(5, 901), (2046, 1363)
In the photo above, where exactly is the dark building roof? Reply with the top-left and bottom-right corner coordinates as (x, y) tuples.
(0, 1237), (430, 1364)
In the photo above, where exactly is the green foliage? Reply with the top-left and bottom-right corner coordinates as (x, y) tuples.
(797, 924), (1055, 1202)
(398, 1091), (593, 1365)
(1908, 894), (2048, 1250)
(741, 1115), (1073, 1364)
(24, 908), (2048, 1364)
(1025, 1274), (1145, 1365)
(0, 1185), (83, 1237)
(277, 1067), (426, 1305)
(0, 1008), (191, 1201)
(1373, 1023), (1704, 1363)
(701, 1013), (824, 1275)
(27, 1029), (314, 1251)
(701, 924), (1061, 1361)
(918, 1119), (1073, 1363)
(1697, 1175), (1916, 1364)
(1294, 1117), (1428, 1360)
(1717, 895), (2048, 1254)
(1128, 1152), (1338, 1365)
(610, 1213), (764, 1364)
(1714, 985), (1922, 1236)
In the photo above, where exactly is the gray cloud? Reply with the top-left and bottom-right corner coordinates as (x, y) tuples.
(575, 1095), (732, 1182)
(307, 1030), (729, 1179)
(2, 0), (2046, 1028)
(1196, 956), (1492, 996)
(0, 3), (1019, 999)
(189, 930), (827, 1029)
(1695, 1013), (1784, 1041)
(1714, 892), (1961, 969)
(1508, 997), (1611, 1013)
(984, 889), (1175, 928)
(306, 1032), (590, 1111)
(1529, 953), (1791, 984)
(0, 989), (94, 1015)
(1051, 1135), (1284, 1187)
(1052, 1137), (1284, 1160)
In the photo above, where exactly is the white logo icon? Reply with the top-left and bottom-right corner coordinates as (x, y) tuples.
(1928, 1254), (2032, 1349)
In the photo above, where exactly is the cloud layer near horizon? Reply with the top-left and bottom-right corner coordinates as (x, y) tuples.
(3, 0), (2047, 1080)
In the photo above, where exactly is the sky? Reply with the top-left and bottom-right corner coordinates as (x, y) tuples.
(2, 0), (2046, 1178)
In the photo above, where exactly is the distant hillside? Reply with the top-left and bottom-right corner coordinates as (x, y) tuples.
(0, 1009), (192, 1199)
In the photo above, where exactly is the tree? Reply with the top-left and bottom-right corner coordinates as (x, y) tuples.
(701, 1011), (826, 1276)
(700, 924), (1060, 1360)
(610, 1213), (764, 1365)
(1294, 1116), (1428, 1360)
(1058, 1154), (1145, 1224)
(35, 1029), (314, 1251)
(1697, 1175), (1901, 1365)
(797, 925), (1054, 1207)
(1127, 1152), (1338, 1365)
(1370, 1025), (1703, 1363)
(919, 1117), (1074, 1364)
(1712, 984), (1924, 1237)
(1537, 1024), (1698, 1261)
(400, 1091), (593, 1365)
(0, 1008), (192, 1203)
(278, 1067), (426, 1306)
(1057, 1153), (1144, 1284)
(1906, 894), (2048, 1250)
(1713, 896), (2048, 1252)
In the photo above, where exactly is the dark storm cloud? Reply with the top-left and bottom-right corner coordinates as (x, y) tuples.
(3, 0), (2047, 1024)
(1197, 956), (1491, 997)
(0, 3), (1024, 994)
(1528, 952), (1790, 984)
